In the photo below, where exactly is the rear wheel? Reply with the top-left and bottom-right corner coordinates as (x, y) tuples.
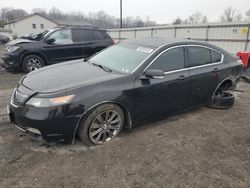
(77, 104), (124, 146)
(207, 82), (234, 109)
(22, 55), (45, 73)
(207, 91), (234, 109)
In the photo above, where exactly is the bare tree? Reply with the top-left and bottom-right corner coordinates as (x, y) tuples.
(0, 20), (5, 28)
(32, 8), (47, 16)
(49, 7), (63, 20)
(0, 6), (157, 29)
(246, 9), (250, 21)
(172, 18), (182, 25)
(187, 11), (208, 24)
(0, 7), (27, 22)
(202, 16), (208, 23)
(220, 7), (242, 22)
(134, 16), (144, 27)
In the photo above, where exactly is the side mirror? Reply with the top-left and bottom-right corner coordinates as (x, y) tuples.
(145, 69), (165, 79)
(46, 38), (55, 44)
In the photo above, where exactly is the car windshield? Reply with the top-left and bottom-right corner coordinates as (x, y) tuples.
(42, 28), (59, 39)
(89, 43), (154, 74)
(31, 30), (49, 40)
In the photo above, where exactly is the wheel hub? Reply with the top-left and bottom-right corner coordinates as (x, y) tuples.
(102, 123), (108, 130)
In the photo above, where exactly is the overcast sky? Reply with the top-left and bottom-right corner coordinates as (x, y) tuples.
(0, 0), (249, 23)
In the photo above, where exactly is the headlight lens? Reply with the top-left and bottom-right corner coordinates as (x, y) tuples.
(6, 45), (20, 53)
(26, 95), (75, 107)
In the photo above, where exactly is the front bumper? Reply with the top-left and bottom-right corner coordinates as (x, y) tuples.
(2, 53), (22, 71)
(7, 103), (81, 144)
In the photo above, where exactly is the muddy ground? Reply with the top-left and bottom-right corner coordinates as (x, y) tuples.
(0, 45), (250, 187)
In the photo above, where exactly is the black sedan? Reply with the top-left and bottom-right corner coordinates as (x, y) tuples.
(8, 38), (242, 146)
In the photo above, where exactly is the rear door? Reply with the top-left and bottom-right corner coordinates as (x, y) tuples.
(71, 28), (96, 59)
(187, 45), (224, 106)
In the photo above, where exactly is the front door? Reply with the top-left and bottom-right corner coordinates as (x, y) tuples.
(43, 28), (78, 64)
(132, 46), (190, 123)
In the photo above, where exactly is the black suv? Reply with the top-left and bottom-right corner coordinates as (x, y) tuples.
(2, 26), (113, 72)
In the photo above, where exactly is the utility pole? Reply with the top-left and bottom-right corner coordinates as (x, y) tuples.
(120, 0), (123, 28)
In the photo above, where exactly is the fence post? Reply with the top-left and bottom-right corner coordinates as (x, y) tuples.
(151, 28), (154, 37)
(244, 23), (250, 51)
(205, 25), (209, 41)
(174, 27), (177, 38)
(118, 29), (121, 42)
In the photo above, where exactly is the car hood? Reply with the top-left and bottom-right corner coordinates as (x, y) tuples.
(22, 59), (124, 93)
(7, 39), (35, 46)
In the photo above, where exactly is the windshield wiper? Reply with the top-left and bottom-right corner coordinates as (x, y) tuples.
(92, 63), (112, 72)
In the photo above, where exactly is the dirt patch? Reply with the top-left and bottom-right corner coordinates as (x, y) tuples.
(0, 49), (250, 187)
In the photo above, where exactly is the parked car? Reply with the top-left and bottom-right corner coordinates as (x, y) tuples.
(8, 38), (242, 146)
(0, 34), (9, 44)
(2, 26), (113, 73)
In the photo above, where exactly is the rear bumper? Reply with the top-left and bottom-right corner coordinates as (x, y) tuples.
(8, 103), (82, 144)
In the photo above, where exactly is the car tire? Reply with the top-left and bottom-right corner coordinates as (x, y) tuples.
(207, 91), (234, 109)
(22, 55), (45, 73)
(77, 103), (124, 146)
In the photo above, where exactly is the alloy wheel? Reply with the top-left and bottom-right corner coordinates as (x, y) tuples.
(89, 110), (122, 144)
(26, 58), (42, 72)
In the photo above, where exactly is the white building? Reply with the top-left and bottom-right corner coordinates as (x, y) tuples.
(0, 28), (12, 38)
(4, 13), (58, 37)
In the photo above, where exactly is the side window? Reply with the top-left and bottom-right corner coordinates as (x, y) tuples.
(210, 50), (222, 63)
(40, 24), (44, 29)
(188, 46), (211, 67)
(93, 30), (105, 40)
(48, 29), (73, 45)
(149, 47), (185, 72)
(72, 29), (93, 42)
(32, 24), (36, 29)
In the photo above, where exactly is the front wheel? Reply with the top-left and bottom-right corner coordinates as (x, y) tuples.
(22, 55), (45, 73)
(77, 104), (124, 146)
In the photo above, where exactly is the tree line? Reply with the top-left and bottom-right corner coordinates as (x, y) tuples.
(0, 6), (250, 29)
(173, 7), (250, 25)
(0, 7), (157, 28)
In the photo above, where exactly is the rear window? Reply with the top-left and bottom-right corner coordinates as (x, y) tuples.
(210, 50), (222, 63)
(72, 29), (93, 42)
(188, 46), (211, 67)
(93, 30), (105, 40)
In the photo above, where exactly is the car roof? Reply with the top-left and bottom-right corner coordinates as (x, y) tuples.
(122, 37), (222, 51)
(55, 25), (105, 31)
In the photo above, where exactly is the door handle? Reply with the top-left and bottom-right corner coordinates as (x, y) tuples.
(178, 75), (186, 80)
(213, 68), (220, 72)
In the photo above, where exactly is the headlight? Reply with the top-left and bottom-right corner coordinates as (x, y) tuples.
(6, 45), (20, 53)
(26, 95), (75, 107)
